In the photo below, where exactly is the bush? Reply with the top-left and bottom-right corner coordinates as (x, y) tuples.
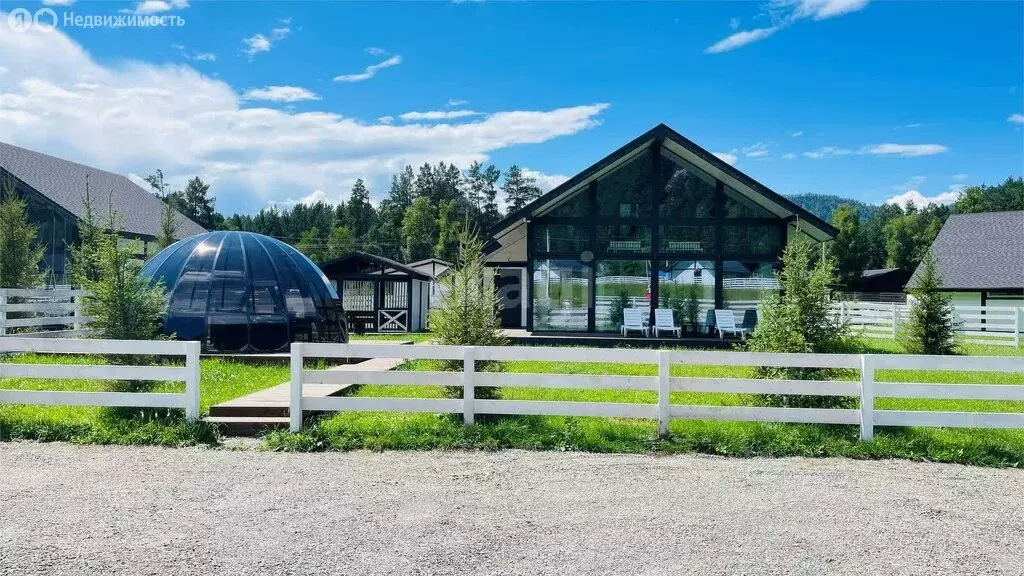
(0, 177), (45, 289)
(428, 225), (507, 399)
(610, 290), (630, 328)
(78, 196), (168, 393)
(901, 251), (958, 355)
(745, 235), (853, 408)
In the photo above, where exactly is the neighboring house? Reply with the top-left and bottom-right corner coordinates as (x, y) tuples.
(406, 258), (453, 310)
(908, 211), (1024, 306)
(852, 268), (912, 294)
(484, 123), (837, 333)
(319, 251), (431, 333)
(0, 141), (206, 285)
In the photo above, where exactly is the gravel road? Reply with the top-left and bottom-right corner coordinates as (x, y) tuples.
(2, 443), (1022, 576)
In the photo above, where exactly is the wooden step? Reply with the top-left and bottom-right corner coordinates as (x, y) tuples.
(205, 416), (290, 436)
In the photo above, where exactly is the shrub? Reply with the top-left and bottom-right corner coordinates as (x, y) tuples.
(428, 225), (507, 399)
(901, 251), (958, 355)
(610, 290), (630, 328)
(78, 197), (168, 392)
(745, 235), (853, 408)
(0, 177), (45, 289)
(682, 284), (700, 330)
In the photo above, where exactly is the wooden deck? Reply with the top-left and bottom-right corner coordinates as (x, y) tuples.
(501, 329), (740, 349)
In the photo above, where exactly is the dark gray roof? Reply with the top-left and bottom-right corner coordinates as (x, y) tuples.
(0, 141), (205, 239)
(909, 211), (1024, 290)
(862, 268), (900, 279)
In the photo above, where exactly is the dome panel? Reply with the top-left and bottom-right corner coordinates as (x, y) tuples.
(141, 231), (347, 353)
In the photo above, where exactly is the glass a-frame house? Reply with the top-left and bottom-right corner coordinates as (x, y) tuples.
(484, 124), (837, 335)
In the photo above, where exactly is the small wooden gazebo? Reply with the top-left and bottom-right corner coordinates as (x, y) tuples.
(319, 251), (431, 333)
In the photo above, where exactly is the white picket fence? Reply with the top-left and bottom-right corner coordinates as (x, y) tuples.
(288, 343), (1024, 440)
(0, 289), (91, 338)
(0, 337), (201, 421)
(835, 301), (1022, 348)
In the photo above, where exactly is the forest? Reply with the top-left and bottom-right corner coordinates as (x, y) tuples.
(148, 163), (1022, 289)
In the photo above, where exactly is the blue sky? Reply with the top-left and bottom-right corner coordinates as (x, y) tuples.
(0, 0), (1021, 215)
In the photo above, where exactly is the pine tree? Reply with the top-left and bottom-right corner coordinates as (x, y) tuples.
(830, 203), (865, 287)
(428, 225), (507, 397)
(503, 165), (543, 213)
(157, 197), (177, 249)
(434, 199), (463, 262)
(401, 197), (437, 262)
(346, 179), (375, 241)
(0, 177), (45, 289)
(902, 251), (958, 355)
(67, 176), (104, 286)
(181, 176), (221, 229)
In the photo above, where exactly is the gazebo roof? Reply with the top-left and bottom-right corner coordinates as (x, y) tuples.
(319, 251), (431, 280)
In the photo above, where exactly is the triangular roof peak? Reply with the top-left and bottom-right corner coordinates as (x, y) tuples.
(490, 123), (837, 242)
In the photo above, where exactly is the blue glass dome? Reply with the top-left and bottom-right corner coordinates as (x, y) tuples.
(141, 231), (347, 353)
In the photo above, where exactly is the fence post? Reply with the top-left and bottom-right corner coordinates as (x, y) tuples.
(463, 346), (475, 426)
(859, 355), (875, 441)
(0, 289), (7, 336)
(73, 292), (83, 332)
(1015, 308), (1021, 349)
(657, 351), (670, 437)
(839, 301), (846, 325)
(289, 342), (303, 432)
(184, 341), (201, 422)
(891, 303), (898, 338)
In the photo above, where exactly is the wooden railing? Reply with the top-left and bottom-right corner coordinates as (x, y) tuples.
(0, 289), (91, 338)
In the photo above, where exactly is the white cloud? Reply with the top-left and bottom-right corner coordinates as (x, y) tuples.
(803, 146), (852, 159)
(334, 55), (402, 82)
(791, 130), (803, 137)
(0, 19), (610, 211)
(860, 143), (948, 157)
(242, 34), (271, 58)
(242, 86), (320, 103)
(781, 153), (796, 160)
(448, 98), (468, 107)
(1008, 113), (1024, 124)
(713, 152), (738, 165)
(952, 173), (968, 182)
(729, 17), (741, 30)
(172, 44), (216, 62)
(192, 52), (216, 62)
(705, 0), (869, 54)
(886, 187), (962, 208)
(705, 27), (780, 54)
(366, 47), (389, 56)
(121, 0), (188, 15)
(42, 0), (76, 5)
(522, 168), (569, 192)
(242, 19), (292, 59)
(377, 115), (394, 125)
(399, 109), (482, 122)
(891, 175), (926, 192)
(742, 142), (769, 158)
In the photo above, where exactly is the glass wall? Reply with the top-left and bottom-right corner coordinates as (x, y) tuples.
(722, 261), (779, 331)
(533, 259), (590, 331)
(595, 260), (649, 332)
(659, 260), (716, 333)
(528, 143), (789, 333)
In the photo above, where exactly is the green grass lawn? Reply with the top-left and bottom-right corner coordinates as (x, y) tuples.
(0, 354), (289, 446)
(266, 338), (1024, 467)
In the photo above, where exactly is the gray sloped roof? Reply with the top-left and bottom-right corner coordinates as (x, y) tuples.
(0, 141), (206, 239)
(908, 211), (1024, 290)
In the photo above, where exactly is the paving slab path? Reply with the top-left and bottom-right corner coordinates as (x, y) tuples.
(2, 443), (1023, 576)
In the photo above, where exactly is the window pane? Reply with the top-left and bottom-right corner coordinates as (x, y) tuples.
(660, 154), (715, 218)
(660, 225), (715, 254)
(722, 260), (779, 330)
(724, 185), (775, 218)
(547, 190), (589, 217)
(533, 223), (589, 254)
(658, 260), (715, 332)
(597, 224), (651, 254)
(595, 260), (649, 332)
(533, 259), (590, 331)
(722, 224), (784, 256)
(596, 150), (652, 218)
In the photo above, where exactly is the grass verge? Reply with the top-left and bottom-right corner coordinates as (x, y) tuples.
(0, 355), (288, 446)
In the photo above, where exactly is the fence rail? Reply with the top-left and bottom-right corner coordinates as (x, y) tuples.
(834, 301), (1022, 347)
(288, 343), (1024, 440)
(0, 337), (201, 421)
(0, 289), (92, 338)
